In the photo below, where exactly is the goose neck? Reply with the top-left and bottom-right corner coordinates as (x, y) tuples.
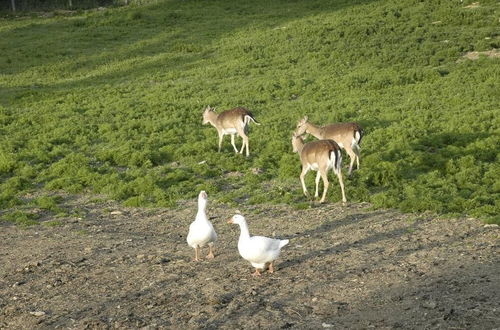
(238, 221), (251, 240)
(197, 200), (207, 211)
(195, 209), (207, 221)
(195, 202), (207, 221)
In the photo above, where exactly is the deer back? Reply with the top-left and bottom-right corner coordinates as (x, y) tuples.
(321, 122), (363, 145)
(301, 139), (341, 168)
(217, 107), (253, 129)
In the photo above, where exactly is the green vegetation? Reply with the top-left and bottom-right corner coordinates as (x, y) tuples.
(1, 0), (499, 224)
(43, 219), (64, 227)
(1, 210), (39, 227)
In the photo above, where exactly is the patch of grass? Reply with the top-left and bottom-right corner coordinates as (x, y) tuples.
(75, 229), (89, 235)
(406, 227), (416, 234)
(70, 208), (86, 218)
(1, 210), (39, 227)
(128, 10), (144, 21)
(34, 195), (64, 212)
(1, 0), (498, 222)
(293, 202), (311, 211)
(482, 215), (500, 225)
(89, 197), (106, 204)
(43, 220), (64, 227)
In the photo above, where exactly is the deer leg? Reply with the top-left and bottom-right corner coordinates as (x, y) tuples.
(314, 171), (321, 198)
(319, 171), (329, 203)
(218, 132), (224, 152)
(244, 136), (249, 157)
(335, 168), (347, 205)
(230, 134), (238, 153)
(346, 148), (356, 176)
(353, 144), (361, 170)
(300, 168), (309, 197)
(239, 135), (249, 156)
(237, 127), (249, 156)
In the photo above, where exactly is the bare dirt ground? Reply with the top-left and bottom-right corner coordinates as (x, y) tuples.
(1, 196), (499, 329)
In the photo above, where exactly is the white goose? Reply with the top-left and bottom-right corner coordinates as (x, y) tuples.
(228, 214), (289, 276)
(187, 191), (217, 261)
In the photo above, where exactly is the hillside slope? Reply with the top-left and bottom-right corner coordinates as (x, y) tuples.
(1, 0), (499, 222)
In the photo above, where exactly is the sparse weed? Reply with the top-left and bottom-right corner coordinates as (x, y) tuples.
(43, 220), (63, 227)
(76, 229), (89, 235)
(293, 202), (311, 211)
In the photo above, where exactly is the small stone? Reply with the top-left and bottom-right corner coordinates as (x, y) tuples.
(110, 211), (123, 215)
(30, 311), (46, 317)
(422, 301), (438, 309)
(251, 167), (263, 175)
(154, 256), (170, 264)
(322, 323), (333, 328)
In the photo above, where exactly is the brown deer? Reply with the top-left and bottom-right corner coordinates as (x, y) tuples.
(202, 106), (260, 157)
(296, 116), (364, 176)
(291, 132), (347, 204)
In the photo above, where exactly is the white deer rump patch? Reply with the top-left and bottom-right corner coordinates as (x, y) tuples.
(308, 163), (319, 171)
(355, 131), (361, 143)
(223, 128), (237, 134)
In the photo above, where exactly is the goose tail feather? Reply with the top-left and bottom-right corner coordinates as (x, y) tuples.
(279, 239), (289, 249)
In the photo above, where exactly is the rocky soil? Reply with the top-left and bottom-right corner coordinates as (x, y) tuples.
(0, 196), (499, 329)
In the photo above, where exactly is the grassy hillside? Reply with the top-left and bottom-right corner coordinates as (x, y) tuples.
(1, 0), (499, 224)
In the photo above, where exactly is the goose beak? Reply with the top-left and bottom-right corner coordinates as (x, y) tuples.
(227, 217), (234, 224)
